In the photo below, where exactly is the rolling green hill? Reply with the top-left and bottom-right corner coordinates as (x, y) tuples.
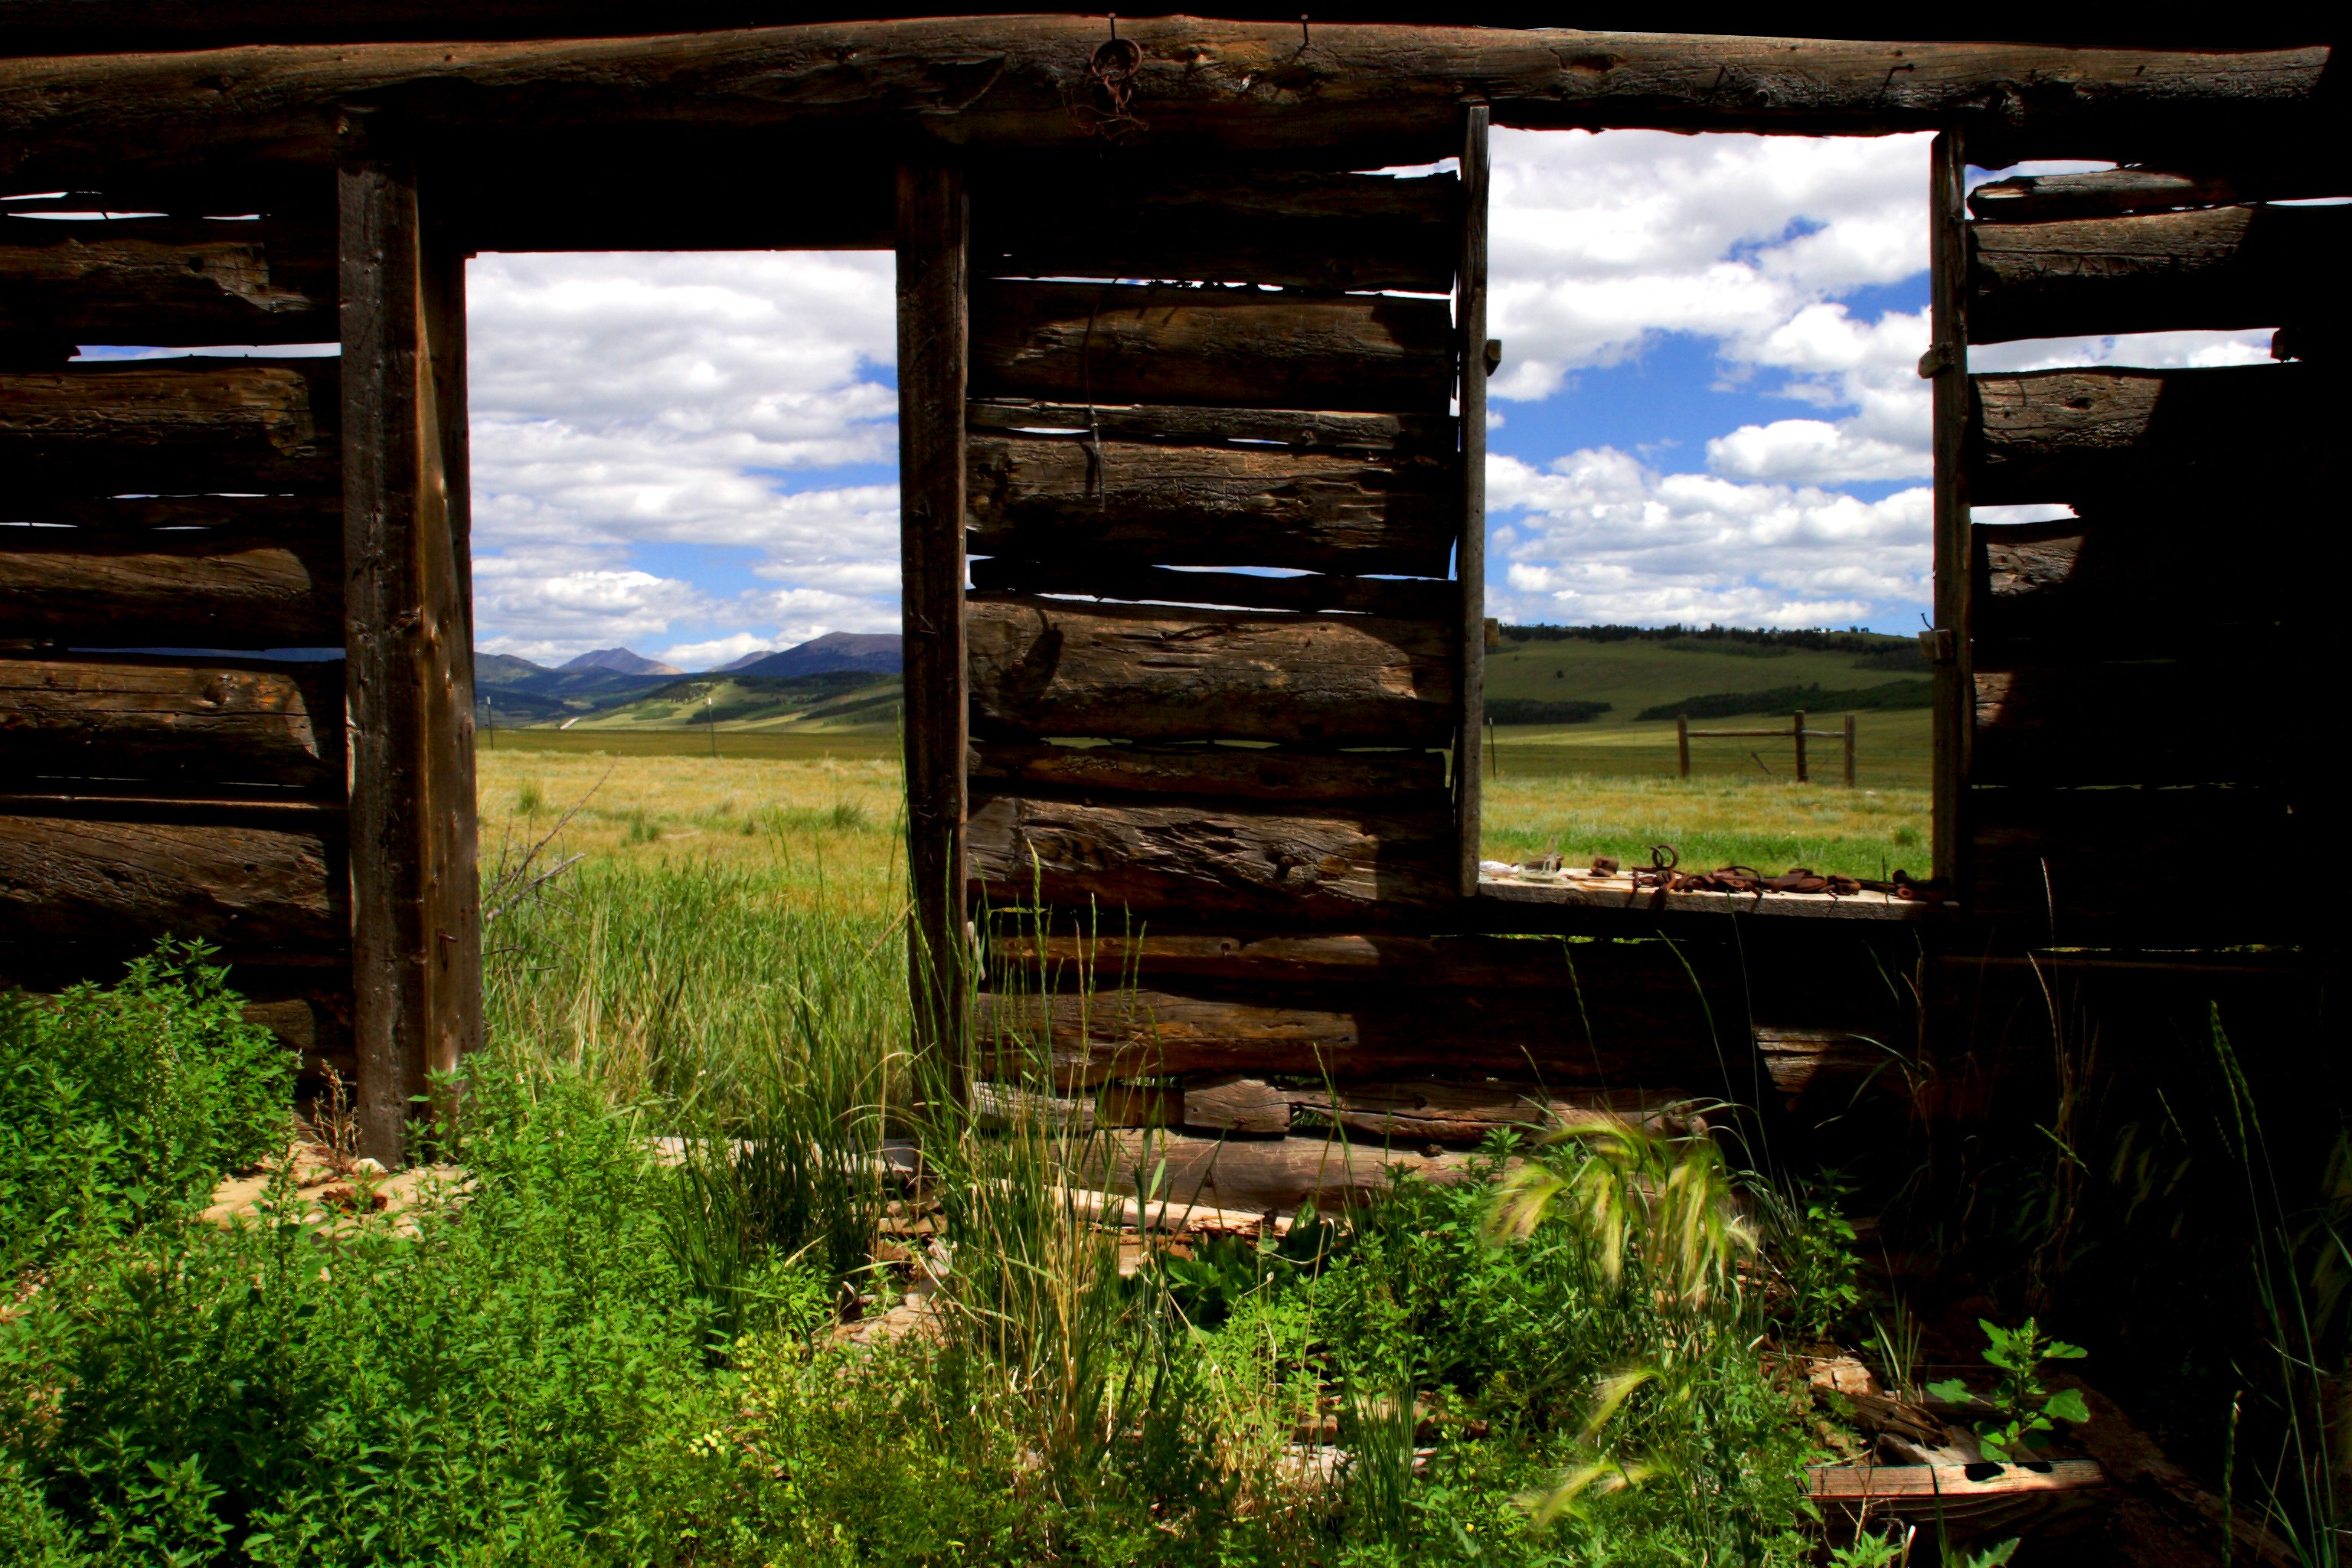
(563, 671), (902, 732)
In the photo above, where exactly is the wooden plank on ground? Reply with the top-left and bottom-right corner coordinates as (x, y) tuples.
(0, 358), (339, 498)
(968, 594), (1455, 746)
(0, 214), (335, 346)
(1079, 1128), (1485, 1216)
(967, 792), (1455, 922)
(0, 814), (343, 945)
(1181, 1074), (1702, 1143)
(967, 431), (1455, 576)
(0, 22), (2330, 181)
(970, 281), (1452, 414)
(0, 528), (340, 645)
(967, 557), (1452, 621)
(976, 982), (1718, 1087)
(897, 157), (971, 1099)
(340, 158), (479, 1164)
(974, 166), (1457, 292)
(1969, 204), (2344, 343)
(1968, 364), (2333, 505)
(969, 740), (1445, 804)
(966, 400), (1446, 456)
(1973, 665), (2280, 787)
(0, 655), (341, 789)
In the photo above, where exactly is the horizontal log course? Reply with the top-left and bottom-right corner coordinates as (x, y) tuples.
(1181, 1074), (1704, 1143)
(1974, 665), (2280, 787)
(968, 792), (1455, 921)
(0, 655), (340, 789)
(968, 557), (1454, 621)
(969, 740), (1447, 804)
(968, 593), (1456, 746)
(970, 282), (1453, 414)
(1968, 365), (2332, 505)
(973, 982), (1721, 1086)
(1974, 514), (2281, 662)
(1967, 785), (2304, 944)
(0, 528), (339, 645)
(1969, 168), (2266, 222)
(1080, 1128), (1486, 1216)
(2, 492), (341, 535)
(967, 431), (1456, 575)
(974, 166), (1457, 292)
(0, 357), (340, 498)
(0, 214), (335, 347)
(967, 400), (1449, 456)
(989, 929), (1722, 993)
(1969, 203), (2345, 342)
(0, 813), (345, 945)
(0, 22), (2331, 184)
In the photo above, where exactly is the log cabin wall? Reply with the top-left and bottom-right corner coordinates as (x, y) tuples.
(0, 186), (360, 1102)
(1949, 145), (2345, 946)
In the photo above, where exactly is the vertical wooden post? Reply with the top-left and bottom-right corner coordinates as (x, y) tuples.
(1454, 103), (1490, 898)
(1928, 131), (1972, 885)
(1794, 709), (1808, 783)
(1844, 713), (1857, 788)
(341, 152), (480, 1166)
(896, 155), (969, 1105)
(1677, 715), (1690, 779)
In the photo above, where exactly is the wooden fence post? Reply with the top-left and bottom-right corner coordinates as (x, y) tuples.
(1794, 709), (1808, 783)
(1844, 713), (1857, 788)
(1677, 714), (1690, 779)
(897, 155), (969, 1109)
(341, 149), (481, 1166)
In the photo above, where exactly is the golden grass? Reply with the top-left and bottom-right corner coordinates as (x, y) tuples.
(1482, 773), (1932, 881)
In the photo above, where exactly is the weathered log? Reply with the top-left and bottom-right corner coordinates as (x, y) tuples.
(975, 984), (1717, 1086)
(2, 492), (340, 534)
(0, 22), (2331, 184)
(0, 214), (335, 346)
(1974, 514), (2280, 662)
(989, 930), (1682, 992)
(969, 792), (1455, 923)
(971, 282), (1452, 414)
(967, 432), (1455, 575)
(1080, 1128), (1485, 1216)
(1181, 1074), (1704, 1143)
(1969, 204), (2344, 342)
(1968, 365), (2332, 505)
(0, 655), (340, 788)
(0, 358), (339, 498)
(1969, 168), (2277, 223)
(968, 557), (1454, 621)
(974, 166), (1457, 292)
(0, 530), (339, 645)
(967, 400), (1447, 456)
(968, 594), (1455, 746)
(1974, 665), (2281, 786)
(0, 814), (344, 945)
(969, 740), (1446, 804)
(1966, 785), (2304, 945)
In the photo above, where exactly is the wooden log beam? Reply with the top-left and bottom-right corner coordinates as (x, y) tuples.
(1181, 1074), (1704, 1143)
(966, 400), (1445, 456)
(1968, 365), (2334, 505)
(1969, 204), (2345, 343)
(0, 358), (339, 498)
(968, 557), (1453, 621)
(0, 215), (335, 348)
(975, 984), (1717, 1086)
(968, 792), (1455, 921)
(0, 529), (340, 645)
(968, 431), (1455, 575)
(0, 23), (2331, 185)
(340, 158), (480, 1164)
(1973, 665), (2281, 787)
(988, 929), (1694, 992)
(0, 655), (340, 789)
(0, 814), (343, 945)
(968, 593), (1455, 746)
(973, 166), (1457, 292)
(969, 740), (1446, 805)
(1970, 168), (2261, 222)
(1974, 513), (2282, 662)
(3, 493), (340, 535)
(1080, 1128), (1486, 1217)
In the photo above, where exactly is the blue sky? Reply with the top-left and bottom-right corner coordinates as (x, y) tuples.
(441, 131), (2272, 668)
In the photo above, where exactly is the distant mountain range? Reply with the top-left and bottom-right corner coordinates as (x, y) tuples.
(717, 632), (902, 678)
(560, 647), (681, 676)
(472, 632), (903, 725)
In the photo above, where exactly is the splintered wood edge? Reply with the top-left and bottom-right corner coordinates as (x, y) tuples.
(1808, 1459), (2108, 1498)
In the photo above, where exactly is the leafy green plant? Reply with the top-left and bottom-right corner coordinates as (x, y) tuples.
(1926, 1318), (2089, 1461)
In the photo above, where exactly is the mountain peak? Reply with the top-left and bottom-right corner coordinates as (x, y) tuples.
(731, 632), (902, 679)
(560, 647), (681, 676)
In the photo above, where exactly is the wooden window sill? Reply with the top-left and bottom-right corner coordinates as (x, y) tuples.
(1476, 868), (1952, 923)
